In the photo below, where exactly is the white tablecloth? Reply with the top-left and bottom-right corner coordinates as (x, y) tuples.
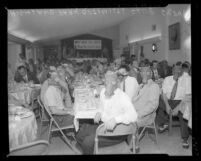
(73, 98), (101, 131)
(9, 86), (41, 105)
(9, 89), (32, 105)
(9, 109), (38, 149)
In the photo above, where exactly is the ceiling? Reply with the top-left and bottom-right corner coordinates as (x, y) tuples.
(8, 8), (135, 44)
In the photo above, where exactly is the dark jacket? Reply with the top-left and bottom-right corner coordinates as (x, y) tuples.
(14, 70), (39, 84)
(157, 66), (172, 79)
(151, 68), (160, 81)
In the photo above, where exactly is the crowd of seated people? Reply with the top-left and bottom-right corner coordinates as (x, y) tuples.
(8, 52), (192, 154)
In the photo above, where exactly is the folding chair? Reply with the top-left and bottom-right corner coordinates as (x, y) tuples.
(136, 108), (158, 149)
(8, 140), (49, 156)
(94, 123), (137, 154)
(168, 110), (180, 136)
(37, 96), (50, 136)
(42, 102), (81, 154)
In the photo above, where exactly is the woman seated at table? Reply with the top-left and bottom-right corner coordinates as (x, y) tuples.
(76, 71), (138, 154)
(41, 70), (74, 127)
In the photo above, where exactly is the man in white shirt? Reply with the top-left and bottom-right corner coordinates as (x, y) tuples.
(42, 70), (74, 127)
(118, 65), (139, 100)
(76, 71), (138, 154)
(156, 64), (191, 148)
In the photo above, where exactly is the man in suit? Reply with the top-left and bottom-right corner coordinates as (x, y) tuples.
(14, 65), (39, 84)
(132, 67), (160, 153)
(130, 60), (142, 84)
(151, 60), (160, 81)
(132, 66), (160, 120)
(158, 60), (172, 79)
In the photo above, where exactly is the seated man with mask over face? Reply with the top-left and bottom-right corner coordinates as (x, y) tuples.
(132, 67), (160, 119)
(75, 71), (138, 154)
(132, 67), (160, 152)
(41, 68), (74, 128)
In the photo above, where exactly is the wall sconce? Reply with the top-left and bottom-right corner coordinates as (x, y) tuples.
(152, 43), (158, 53)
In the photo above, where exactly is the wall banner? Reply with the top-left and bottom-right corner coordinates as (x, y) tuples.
(74, 40), (101, 50)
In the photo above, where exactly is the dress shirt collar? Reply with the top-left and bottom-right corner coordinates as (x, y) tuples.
(182, 72), (190, 77)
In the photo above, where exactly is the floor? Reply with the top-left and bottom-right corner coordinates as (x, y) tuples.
(36, 119), (192, 156)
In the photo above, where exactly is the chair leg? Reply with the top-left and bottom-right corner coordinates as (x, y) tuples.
(48, 120), (53, 144)
(153, 121), (158, 144)
(40, 120), (43, 136)
(169, 112), (173, 136)
(59, 129), (81, 154)
(132, 135), (136, 154)
(94, 138), (98, 154)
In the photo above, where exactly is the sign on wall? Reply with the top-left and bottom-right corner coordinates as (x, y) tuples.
(74, 40), (101, 50)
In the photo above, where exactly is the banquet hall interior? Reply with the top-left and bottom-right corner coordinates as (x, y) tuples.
(7, 5), (192, 156)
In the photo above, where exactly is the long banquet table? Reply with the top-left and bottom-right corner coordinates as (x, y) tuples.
(72, 73), (104, 131)
(73, 86), (103, 131)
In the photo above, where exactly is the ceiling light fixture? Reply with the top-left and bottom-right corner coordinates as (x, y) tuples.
(184, 5), (191, 23)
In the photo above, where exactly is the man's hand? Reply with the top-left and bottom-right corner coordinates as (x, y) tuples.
(166, 103), (172, 115)
(172, 107), (179, 116)
(94, 112), (101, 123)
(105, 118), (117, 131)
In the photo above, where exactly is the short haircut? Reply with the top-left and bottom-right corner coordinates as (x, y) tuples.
(182, 63), (190, 69)
(120, 54), (126, 57)
(17, 65), (26, 71)
(119, 64), (130, 72)
(176, 61), (182, 66)
(152, 60), (158, 64)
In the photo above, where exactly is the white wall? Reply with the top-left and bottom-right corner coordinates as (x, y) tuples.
(119, 5), (191, 65)
(8, 43), (22, 73)
(136, 37), (163, 61)
(90, 25), (120, 50)
(119, 8), (164, 47)
(164, 4), (191, 65)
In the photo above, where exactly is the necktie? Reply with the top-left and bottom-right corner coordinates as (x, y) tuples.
(137, 83), (144, 96)
(170, 79), (178, 100)
(123, 80), (126, 92)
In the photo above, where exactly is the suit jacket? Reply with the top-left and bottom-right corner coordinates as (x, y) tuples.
(132, 79), (160, 119)
(14, 70), (39, 84)
(151, 68), (160, 81)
